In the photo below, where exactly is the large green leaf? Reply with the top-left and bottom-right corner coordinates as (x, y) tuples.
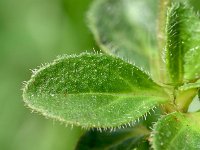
(23, 53), (169, 128)
(88, 0), (158, 71)
(165, 3), (200, 84)
(151, 112), (200, 150)
(76, 125), (150, 150)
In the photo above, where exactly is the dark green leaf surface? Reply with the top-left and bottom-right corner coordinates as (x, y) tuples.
(88, 0), (158, 71)
(165, 3), (200, 84)
(76, 126), (149, 150)
(23, 53), (168, 128)
(151, 112), (200, 150)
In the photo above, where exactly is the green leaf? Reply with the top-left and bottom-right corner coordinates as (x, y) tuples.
(185, 47), (200, 81)
(165, 3), (200, 84)
(23, 53), (169, 128)
(88, 0), (158, 71)
(151, 112), (200, 150)
(179, 79), (200, 91)
(76, 125), (150, 150)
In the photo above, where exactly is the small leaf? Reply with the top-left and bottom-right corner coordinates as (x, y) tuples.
(76, 125), (150, 150)
(23, 53), (169, 128)
(88, 0), (158, 71)
(151, 112), (200, 150)
(179, 79), (200, 91)
(165, 3), (200, 84)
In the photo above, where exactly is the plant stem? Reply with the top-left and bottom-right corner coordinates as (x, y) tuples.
(176, 89), (198, 112)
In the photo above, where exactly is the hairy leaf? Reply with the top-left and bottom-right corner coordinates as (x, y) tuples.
(165, 3), (200, 84)
(76, 126), (150, 150)
(88, 0), (158, 71)
(151, 112), (200, 150)
(179, 79), (200, 91)
(23, 53), (169, 128)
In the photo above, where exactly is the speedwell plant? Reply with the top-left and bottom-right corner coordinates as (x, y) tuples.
(23, 0), (200, 149)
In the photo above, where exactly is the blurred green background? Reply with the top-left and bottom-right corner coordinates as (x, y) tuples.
(0, 0), (96, 149)
(0, 0), (199, 150)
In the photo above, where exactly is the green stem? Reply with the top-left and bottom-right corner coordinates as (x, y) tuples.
(176, 89), (198, 112)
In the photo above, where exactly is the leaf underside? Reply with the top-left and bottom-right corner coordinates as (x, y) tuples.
(152, 112), (200, 150)
(23, 53), (168, 128)
(76, 126), (149, 150)
(165, 3), (200, 84)
(88, 0), (158, 71)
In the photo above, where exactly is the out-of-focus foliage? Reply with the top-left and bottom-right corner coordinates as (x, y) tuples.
(88, 0), (158, 72)
(0, 0), (95, 150)
(76, 126), (150, 150)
